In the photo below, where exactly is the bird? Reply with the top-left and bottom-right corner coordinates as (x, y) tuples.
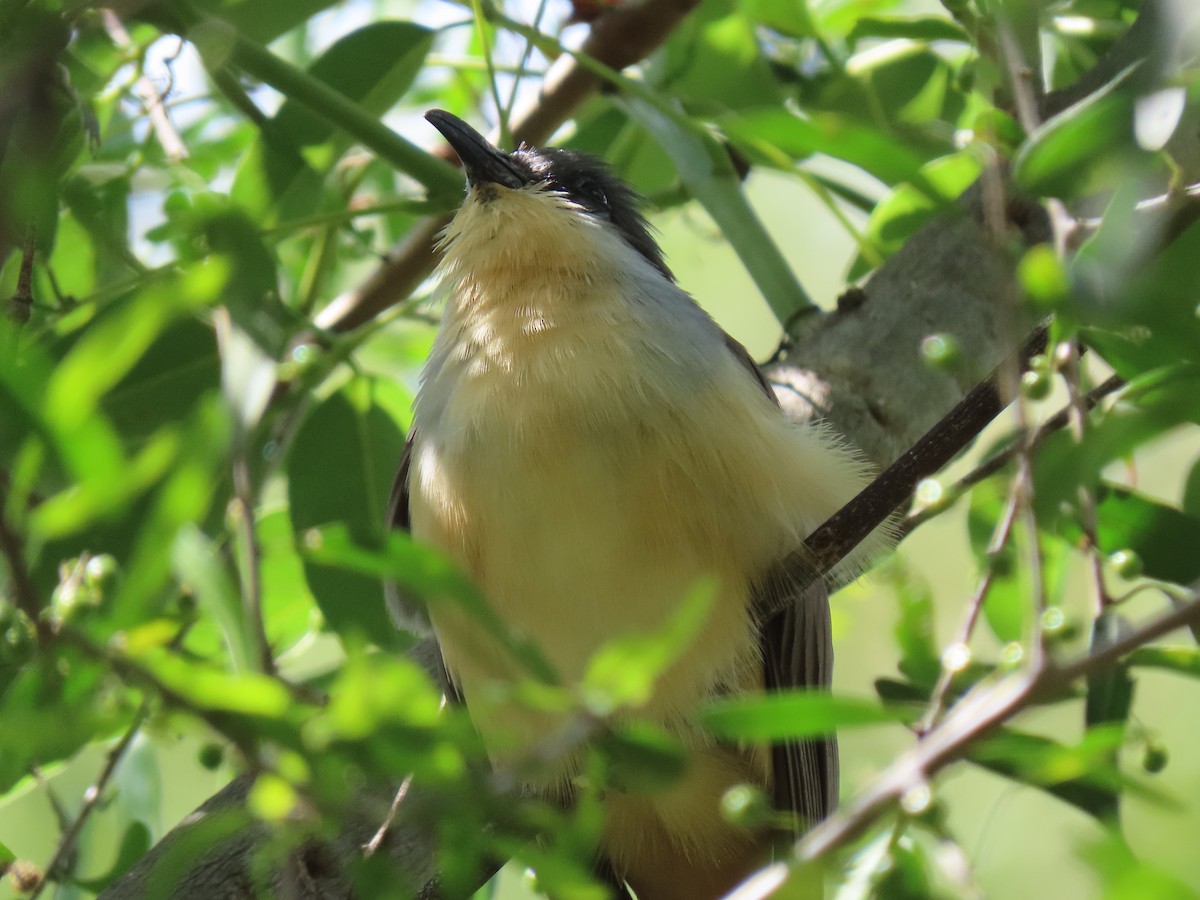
(386, 109), (875, 900)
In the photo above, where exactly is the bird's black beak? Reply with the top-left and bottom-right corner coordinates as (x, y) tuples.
(425, 109), (529, 190)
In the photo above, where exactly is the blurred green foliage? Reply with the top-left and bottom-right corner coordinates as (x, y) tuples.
(0, 0), (1198, 897)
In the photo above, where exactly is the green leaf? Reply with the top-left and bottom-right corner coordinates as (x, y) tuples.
(723, 107), (932, 187)
(172, 524), (255, 672)
(102, 318), (221, 442)
(1183, 455), (1200, 518)
(566, 104), (681, 201)
(309, 649), (444, 744)
(232, 22), (434, 221)
(699, 692), (904, 742)
(1077, 219), (1200, 376)
(108, 397), (233, 631)
(879, 559), (940, 688)
(1082, 831), (1198, 900)
(623, 98), (815, 320)
(43, 266), (218, 432)
(658, 0), (781, 112)
(286, 376), (408, 648)
(849, 44), (964, 129)
(741, 0), (815, 37)
(874, 676), (930, 704)
(135, 647), (292, 717)
(595, 723), (687, 793)
(197, 210), (291, 359)
(969, 726), (1128, 819)
(0, 322), (135, 549)
(1084, 610), (1135, 819)
(848, 150), (981, 278)
(817, 0), (908, 38)
(1127, 646), (1200, 679)
(30, 424), (179, 543)
(847, 15), (969, 46)
(1014, 66), (1154, 198)
(192, 0), (344, 44)
(60, 172), (138, 284)
(875, 835), (935, 898)
(0, 649), (119, 793)
(299, 523), (475, 609)
(256, 508), (320, 657)
(1089, 487), (1200, 586)
(189, 17), (460, 198)
(300, 524), (558, 685)
(582, 580), (715, 714)
(73, 821), (152, 891)
(1034, 368), (1200, 517)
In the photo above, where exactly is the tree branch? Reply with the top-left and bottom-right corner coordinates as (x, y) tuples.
(790, 594), (1200, 868)
(29, 703), (151, 900)
(898, 374), (1125, 536)
(0, 483), (50, 643)
(730, 595), (1200, 900)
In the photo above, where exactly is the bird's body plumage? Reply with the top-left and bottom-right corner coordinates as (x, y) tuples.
(389, 113), (873, 898)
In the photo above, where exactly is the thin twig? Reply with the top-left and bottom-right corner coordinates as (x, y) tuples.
(1061, 345), (1112, 614)
(916, 481), (1023, 735)
(898, 374), (1125, 536)
(503, 0), (552, 118)
(7, 229), (35, 323)
(1015, 444), (1047, 665)
(0, 485), (50, 643)
(58, 627), (264, 768)
(469, 0), (511, 148)
(363, 775), (413, 857)
(763, 594), (1200, 878)
(28, 702), (152, 900)
(102, 11), (189, 161)
(232, 456), (274, 675)
(758, 325), (1050, 619)
(993, 22), (1060, 669)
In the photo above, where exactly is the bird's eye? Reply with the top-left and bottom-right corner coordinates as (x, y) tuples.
(574, 180), (611, 215)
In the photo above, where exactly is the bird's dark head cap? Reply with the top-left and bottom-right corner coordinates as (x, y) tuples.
(425, 109), (672, 280)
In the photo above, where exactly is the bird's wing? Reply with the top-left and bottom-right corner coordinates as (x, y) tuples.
(392, 332), (836, 822)
(759, 581), (838, 828)
(724, 332), (839, 829)
(384, 432), (433, 634)
(386, 432), (464, 704)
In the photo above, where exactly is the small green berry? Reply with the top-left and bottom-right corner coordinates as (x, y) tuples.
(921, 334), (961, 371)
(720, 783), (772, 829)
(198, 743), (225, 771)
(1020, 368), (1051, 400)
(1143, 742), (1168, 774)
(1109, 549), (1143, 579)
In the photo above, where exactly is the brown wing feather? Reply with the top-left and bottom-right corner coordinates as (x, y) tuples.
(724, 331), (839, 829)
(386, 433), (462, 703)
(387, 433), (413, 533)
(384, 433), (430, 632)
